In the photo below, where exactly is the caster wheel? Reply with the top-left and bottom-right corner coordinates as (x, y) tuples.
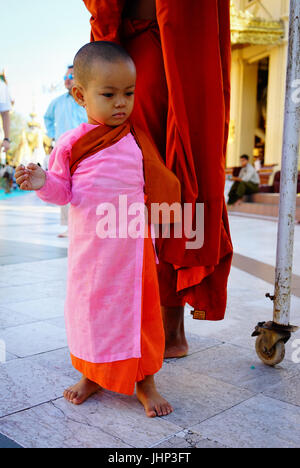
(255, 335), (285, 366)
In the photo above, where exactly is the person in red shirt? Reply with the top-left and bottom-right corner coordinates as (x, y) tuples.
(83, 0), (233, 358)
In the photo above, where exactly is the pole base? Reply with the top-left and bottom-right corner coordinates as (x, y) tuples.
(252, 321), (299, 366)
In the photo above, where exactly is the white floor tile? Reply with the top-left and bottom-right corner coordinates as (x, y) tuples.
(0, 322), (67, 357)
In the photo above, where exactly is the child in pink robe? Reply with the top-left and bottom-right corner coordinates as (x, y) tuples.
(15, 41), (173, 418)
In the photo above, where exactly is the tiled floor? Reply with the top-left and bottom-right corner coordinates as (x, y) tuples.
(232, 253), (300, 297)
(0, 239), (67, 265)
(0, 192), (299, 448)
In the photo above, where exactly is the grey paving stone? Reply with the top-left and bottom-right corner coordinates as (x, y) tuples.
(113, 360), (254, 429)
(152, 362), (254, 428)
(45, 316), (67, 329)
(171, 343), (300, 393)
(228, 216), (300, 277)
(184, 304), (270, 350)
(0, 401), (129, 448)
(0, 255), (39, 266)
(263, 374), (300, 407)
(0, 257), (68, 281)
(0, 281), (65, 305)
(32, 280), (67, 298)
(3, 351), (19, 362)
(28, 347), (80, 381)
(152, 430), (227, 448)
(0, 239), (67, 264)
(56, 395), (182, 448)
(0, 306), (37, 328)
(0, 358), (74, 417)
(5, 296), (65, 321)
(192, 395), (300, 448)
(0, 321), (67, 357)
(0, 394), (182, 448)
(0, 269), (51, 287)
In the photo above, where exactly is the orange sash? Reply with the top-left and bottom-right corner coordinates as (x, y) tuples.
(70, 122), (181, 221)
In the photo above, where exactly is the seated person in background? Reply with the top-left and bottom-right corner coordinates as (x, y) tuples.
(227, 154), (260, 206)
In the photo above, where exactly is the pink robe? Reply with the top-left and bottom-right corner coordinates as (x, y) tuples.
(37, 123), (145, 363)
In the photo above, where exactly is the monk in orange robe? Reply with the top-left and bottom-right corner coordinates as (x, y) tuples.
(83, 0), (233, 358)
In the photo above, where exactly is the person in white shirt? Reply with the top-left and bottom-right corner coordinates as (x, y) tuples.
(227, 154), (260, 206)
(0, 78), (12, 153)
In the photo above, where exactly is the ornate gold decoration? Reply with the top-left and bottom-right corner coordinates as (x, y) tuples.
(27, 112), (41, 129)
(230, 1), (285, 45)
(14, 112), (46, 166)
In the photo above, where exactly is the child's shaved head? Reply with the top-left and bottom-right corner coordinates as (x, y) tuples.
(72, 41), (136, 126)
(73, 41), (134, 87)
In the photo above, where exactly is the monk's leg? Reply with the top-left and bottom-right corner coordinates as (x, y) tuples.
(157, 260), (188, 358)
(126, 22), (188, 359)
(63, 375), (101, 405)
(162, 306), (188, 359)
(136, 374), (173, 418)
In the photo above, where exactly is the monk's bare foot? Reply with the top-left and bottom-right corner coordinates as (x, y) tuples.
(164, 342), (188, 359)
(136, 375), (173, 418)
(63, 376), (100, 405)
(162, 306), (189, 358)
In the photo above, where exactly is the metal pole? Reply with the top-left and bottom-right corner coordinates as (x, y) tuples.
(273, 0), (300, 326)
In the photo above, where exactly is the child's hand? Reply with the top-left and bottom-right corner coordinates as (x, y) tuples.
(15, 163), (46, 191)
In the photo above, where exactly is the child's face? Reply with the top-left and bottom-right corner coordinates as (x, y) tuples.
(73, 59), (136, 127)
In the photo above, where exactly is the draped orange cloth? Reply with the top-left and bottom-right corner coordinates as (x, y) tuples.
(83, 0), (233, 321)
(71, 229), (165, 395)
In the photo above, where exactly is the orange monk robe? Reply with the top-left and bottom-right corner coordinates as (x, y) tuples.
(83, 0), (233, 321)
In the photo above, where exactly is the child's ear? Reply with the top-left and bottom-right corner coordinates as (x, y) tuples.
(72, 85), (86, 108)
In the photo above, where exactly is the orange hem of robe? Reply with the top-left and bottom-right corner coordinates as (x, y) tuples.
(70, 232), (165, 396)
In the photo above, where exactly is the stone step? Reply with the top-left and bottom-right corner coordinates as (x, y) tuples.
(252, 193), (300, 206)
(228, 202), (300, 220)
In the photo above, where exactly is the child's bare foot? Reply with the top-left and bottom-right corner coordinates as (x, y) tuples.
(136, 375), (173, 418)
(63, 376), (100, 405)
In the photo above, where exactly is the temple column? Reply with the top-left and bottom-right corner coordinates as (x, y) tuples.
(264, 44), (287, 167)
(227, 49), (258, 167)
